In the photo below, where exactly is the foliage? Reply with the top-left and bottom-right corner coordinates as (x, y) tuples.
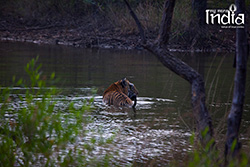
(1, 0), (248, 38)
(0, 0), (164, 18)
(186, 130), (249, 167)
(171, 0), (194, 41)
(0, 57), (113, 166)
(105, 1), (163, 33)
(0, 0), (92, 20)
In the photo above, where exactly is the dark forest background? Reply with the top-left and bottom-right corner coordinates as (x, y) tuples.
(0, 0), (249, 50)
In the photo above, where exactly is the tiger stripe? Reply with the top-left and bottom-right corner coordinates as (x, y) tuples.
(103, 78), (138, 108)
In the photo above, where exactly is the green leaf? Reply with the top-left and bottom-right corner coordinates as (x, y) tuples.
(12, 76), (16, 83)
(17, 79), (23, 86)
(50, 72), (55, 80)
(231, 139), (237, 152)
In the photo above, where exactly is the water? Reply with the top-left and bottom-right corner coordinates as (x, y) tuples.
(0, 41), (250, 165)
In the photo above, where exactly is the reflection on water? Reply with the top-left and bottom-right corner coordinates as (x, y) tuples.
(90, 96), (191, 165)
(0, 41), (250, 165)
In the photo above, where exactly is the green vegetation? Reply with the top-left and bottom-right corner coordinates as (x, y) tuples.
(0, 0), (250, 165)
(0, 57), (113, 166)
(1, 0), (249, 49)
(2, 0), (247, 29)
(0, 56), (249, 166)
(187, 132), (249, 167)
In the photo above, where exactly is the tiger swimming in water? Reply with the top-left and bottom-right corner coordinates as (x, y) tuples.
(103, 78), (139, 108)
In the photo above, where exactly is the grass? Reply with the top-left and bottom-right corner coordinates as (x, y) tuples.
(171, 0), (194, 40)
(1, 0), (244, 51)
(170, 51), (250, 167)
(186, 132), (249, 167)
(103, 1), (163, 34)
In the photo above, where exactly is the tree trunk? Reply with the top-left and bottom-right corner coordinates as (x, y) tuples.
(156, 0), (176, 46)
(145, 44), (213, 142)
(123, 0), (214, 143)
(225, 0), (248, 158)
(147, 0), (213, 142)
(123, 0), (145, 42)
(192, 0), (207, 28)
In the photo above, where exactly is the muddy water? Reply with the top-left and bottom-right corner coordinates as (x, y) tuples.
(0, 42), (250, 165)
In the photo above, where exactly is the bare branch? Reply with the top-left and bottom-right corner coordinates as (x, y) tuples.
(123, 0), (145, 42)
(145, 44), (213, 141)
(123, 0), (214, 143)
(156, 0), (176, 46)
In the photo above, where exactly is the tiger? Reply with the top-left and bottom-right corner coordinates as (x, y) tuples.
(103, 78), (139, 108)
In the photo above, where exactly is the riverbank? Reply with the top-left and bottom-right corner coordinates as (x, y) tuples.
(0, 14), (237, 52)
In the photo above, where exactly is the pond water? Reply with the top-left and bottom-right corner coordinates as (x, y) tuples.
(0, 42), (250, 166)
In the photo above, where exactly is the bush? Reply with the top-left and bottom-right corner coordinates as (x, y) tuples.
(186, 131), (249, 167)
(0, 57), (108, 166)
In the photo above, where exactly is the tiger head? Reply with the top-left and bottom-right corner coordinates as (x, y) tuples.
(120, 78), (139, 101)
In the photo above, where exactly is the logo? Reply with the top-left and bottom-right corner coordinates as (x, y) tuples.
(206, 4), (244, 28)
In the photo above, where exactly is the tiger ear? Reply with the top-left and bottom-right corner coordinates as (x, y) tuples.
(121, 78), (127, 88)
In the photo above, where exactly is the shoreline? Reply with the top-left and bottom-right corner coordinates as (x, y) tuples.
(0, 36), (231, 53)
(0, 17), (236, 53)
